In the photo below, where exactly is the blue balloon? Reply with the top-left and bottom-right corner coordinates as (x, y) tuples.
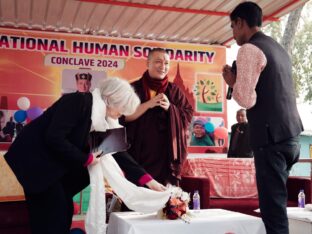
(14, 110), (27, 123)
(205, 122), (215, 133)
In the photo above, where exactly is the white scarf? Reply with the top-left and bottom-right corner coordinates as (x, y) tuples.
(85, 88), (173, 234)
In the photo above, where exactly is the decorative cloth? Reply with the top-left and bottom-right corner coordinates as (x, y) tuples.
(182, 157), (257, 198)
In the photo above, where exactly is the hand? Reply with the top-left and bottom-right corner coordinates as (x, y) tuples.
(146, 179), (167, 192)
(158, 93), (170, 111)
(145, 94), (164, 109)
(89, 150), (103, 166)
(222, 64), (236, 87)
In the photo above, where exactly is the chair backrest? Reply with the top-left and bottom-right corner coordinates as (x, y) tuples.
(287, 176), (311, 203)
(180, 176), (210, 209)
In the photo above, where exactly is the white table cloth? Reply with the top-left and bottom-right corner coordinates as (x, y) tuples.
(107, 209), (265, 234)
(287, 207), (312, 234)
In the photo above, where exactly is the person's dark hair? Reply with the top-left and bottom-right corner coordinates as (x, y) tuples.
(147, 48), (168, 60)
(0, 110), (3, 118)
(230, 2), (262, 28)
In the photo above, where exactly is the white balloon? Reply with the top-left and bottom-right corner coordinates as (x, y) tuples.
(17, 97), (30, 110)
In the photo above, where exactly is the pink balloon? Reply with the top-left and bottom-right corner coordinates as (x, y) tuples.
(214, 127), (228, 139)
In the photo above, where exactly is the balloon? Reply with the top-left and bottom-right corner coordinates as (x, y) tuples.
(73, 202), (80, 215)
(27, 107), (43, 120)
(17, 97), (30, 110)
(205, 122), (215, 133)
(214, 127), (228, 139)
(14, 110), (27, 123)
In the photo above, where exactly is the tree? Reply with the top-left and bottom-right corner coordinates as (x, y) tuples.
(263, 2), (312, 102)
(292, 20), (312, 102)
(281, 6), (304, 55)
(194, 79), (220, 103)
(262, 21), (282, 41)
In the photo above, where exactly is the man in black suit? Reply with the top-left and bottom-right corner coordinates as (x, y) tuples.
(222, 2), (303, 234)
(228, 109), (253, 158)
(4, 77), (164, 234)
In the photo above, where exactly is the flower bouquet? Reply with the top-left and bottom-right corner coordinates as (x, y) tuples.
(158, 187), (191, 223)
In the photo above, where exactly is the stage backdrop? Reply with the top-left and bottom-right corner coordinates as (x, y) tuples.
(0, 28), (227, 154)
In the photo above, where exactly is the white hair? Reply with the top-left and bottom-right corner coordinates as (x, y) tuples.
(99, 77), (140, 115)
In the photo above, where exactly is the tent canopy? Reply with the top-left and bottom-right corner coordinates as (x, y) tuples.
(0, 0), (308, 45)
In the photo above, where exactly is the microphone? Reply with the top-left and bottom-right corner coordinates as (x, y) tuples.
(226, 60), (236, 100)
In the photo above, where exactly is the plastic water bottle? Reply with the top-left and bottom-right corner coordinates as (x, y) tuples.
(298, 189), (305, 208)
(193, 190), (200, 212)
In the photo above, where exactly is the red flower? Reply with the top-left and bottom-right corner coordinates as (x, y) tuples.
(163, 197), (187, 220)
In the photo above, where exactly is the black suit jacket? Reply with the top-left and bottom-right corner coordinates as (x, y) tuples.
(228, 123), (253, 158)
(5, 92), (92, 194)
(5, 92), (147, 194)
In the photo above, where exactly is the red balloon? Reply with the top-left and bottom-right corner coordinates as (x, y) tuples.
(214, 127), (228, 139)
(73, 202), (80, 215)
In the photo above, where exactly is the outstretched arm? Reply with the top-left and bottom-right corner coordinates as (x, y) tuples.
(112, 151), (166, 191)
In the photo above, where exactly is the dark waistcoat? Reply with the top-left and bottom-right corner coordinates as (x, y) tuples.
(247, 32), (303, 148)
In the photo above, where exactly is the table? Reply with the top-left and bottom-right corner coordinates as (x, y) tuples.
(287, 207), (312, 234)
(182, 158), (257, 198)
(107, 209), (265, 234)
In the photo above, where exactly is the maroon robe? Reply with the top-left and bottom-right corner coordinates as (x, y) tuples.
(121, 77), (193, 185)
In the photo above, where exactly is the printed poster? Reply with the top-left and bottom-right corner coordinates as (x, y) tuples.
(0, 28), (227, 153)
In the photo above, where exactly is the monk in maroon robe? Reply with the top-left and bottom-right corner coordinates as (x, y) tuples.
(121, 48), (193, 185)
